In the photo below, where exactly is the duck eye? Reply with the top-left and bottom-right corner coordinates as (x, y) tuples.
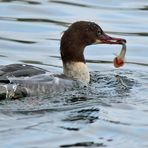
(97, 31), (102, 36)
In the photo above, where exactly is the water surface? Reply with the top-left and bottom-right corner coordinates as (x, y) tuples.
(0, 0), (148, 148)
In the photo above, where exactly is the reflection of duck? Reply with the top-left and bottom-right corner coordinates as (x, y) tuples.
(0, 21), (126, 99)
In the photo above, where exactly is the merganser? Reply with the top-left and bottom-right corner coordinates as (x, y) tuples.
(0, 21), (126, 99)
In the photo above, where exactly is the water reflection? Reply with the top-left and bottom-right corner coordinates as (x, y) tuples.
(107, 31), (148, 36)
(50, 0), (91, 8)
(0, 0), (148, 148)
(63, 107), (99, 124)
(0, 36), (36, 44)
(140, 6), (148, 10)
(60, 141), (106, 148)
(17, 18), (69, 27)
(0, 0), (41, 5)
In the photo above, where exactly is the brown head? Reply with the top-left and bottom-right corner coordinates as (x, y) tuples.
(60, 21), (126, 64)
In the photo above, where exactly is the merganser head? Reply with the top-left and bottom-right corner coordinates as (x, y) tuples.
(60, 21), (126, 84)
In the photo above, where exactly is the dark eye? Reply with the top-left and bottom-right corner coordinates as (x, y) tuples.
(97, 31), (102, 36)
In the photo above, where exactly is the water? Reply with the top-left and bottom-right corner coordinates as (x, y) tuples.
(0, 0), (148, 147)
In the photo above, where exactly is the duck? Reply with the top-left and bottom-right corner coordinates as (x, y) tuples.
(0, 21), (126, 99)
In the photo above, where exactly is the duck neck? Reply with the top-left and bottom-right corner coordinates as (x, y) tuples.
(63, 61), (90, 84)
(60, 32), (90, 84)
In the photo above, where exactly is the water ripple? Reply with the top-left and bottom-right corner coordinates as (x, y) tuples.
(0, 0), (148, 148)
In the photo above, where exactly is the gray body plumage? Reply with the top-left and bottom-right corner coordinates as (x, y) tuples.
(0, 64), (82, 99)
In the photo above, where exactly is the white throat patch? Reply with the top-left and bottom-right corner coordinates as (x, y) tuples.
(63, 62), (90, 84)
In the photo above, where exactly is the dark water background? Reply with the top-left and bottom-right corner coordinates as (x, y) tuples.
(0, 0), (148, 148)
